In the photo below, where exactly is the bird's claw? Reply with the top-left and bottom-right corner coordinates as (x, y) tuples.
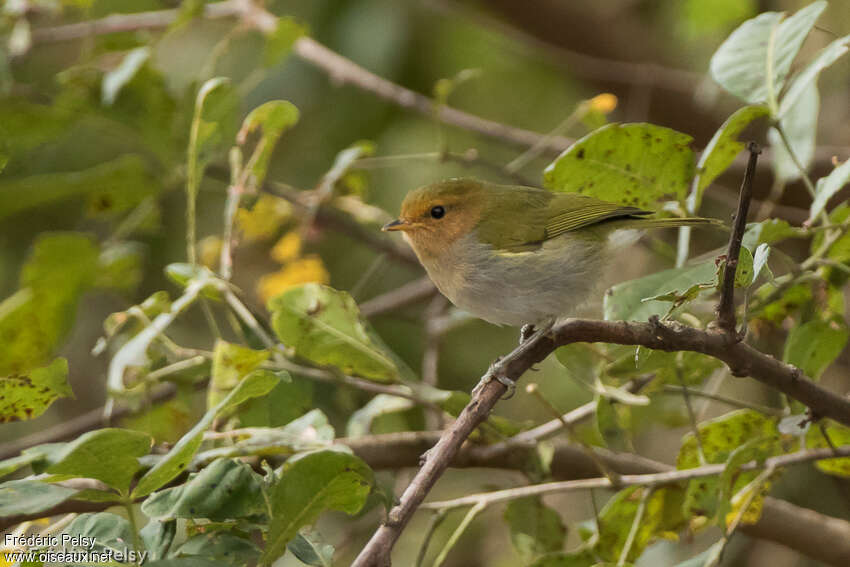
(520, 324), (536, 344)
(495, 373), (517, 399)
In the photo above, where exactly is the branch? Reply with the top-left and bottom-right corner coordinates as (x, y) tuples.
(359, 276), (437, 318)
(26, 2), (849, 173)
(421, 446), (850, 510)
(263, 181), (421, 268)
(7, 430), (850, 566)
(352, 316), (850, 565)
(716, 142), (760, 334)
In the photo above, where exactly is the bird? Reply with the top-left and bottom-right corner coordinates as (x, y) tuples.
(383, 178), (719, 331)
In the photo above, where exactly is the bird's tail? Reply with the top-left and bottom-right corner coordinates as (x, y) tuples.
(615, 216), (725, 230)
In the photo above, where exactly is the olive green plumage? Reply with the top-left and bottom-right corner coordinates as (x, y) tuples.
(383, 178), (721, 326)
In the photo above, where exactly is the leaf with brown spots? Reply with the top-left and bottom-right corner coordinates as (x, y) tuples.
(543, 123), (695, 210)
(0, 358), (71, 423)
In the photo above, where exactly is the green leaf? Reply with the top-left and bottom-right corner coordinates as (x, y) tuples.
(62, 512), (134, 555)
(504, 496), (566, 561)
(734, 246), (754, 288)
(810, 157), (850, 223)
(596, 486), (685, 563)
(0, 479), (77, 516)
(676, 410), (780, 520)
(132, 370), (279, 498)
(692, 105), (769, 204)
(260, 448), (373, 565)
(237, 100), (300, 190)
(0, 445), (56, 479)
(268, 283), (399, 382)
(142, 458), (264, 521)
(596, 396), (630, 452)
(709, 2), (826, 107)
(197, 409), (334, 463)
(45, 428), (151, 493)
(0, 233), (98, 376)
(805, 421), (850, 477)
(102, 47), (151, 105)
(678, 0), (756, 39)
(164, 262), (217, 288)
(529, 549), (597, 567)
(140, 520), (176, 561)
(0, 155), (159, 220)
(673, 541), (724, 567)
(237, 376), (311, 427)
(175, 532), (261, 564)
(554, 343), (598, 381)
(742, 218), (804, 250)
(208, 340), (270, 410)
(0, 357), (72, 423)
(716, 438), (775, 526)
(780, 34), (850, 117)
(263, 17), (308, 67)
(346, 394), (415, 438)
(752, 243), (770, 283)
(768, 81), (818, 182)
(543, 123), (695, 209)
(604, 261), (717, 321)
(95, 242), (144, 292)
(187, 77), (238, 202)
(783, 319), (849, 380)
(287, 530), (335, 567)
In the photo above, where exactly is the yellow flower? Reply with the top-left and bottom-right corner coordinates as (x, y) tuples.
(271, 231), (302, 263)
(236, 195), (292, 242)
(257, 255), (330, 302)
(589, 93), (618, 114)
(199, 236), (222, 269)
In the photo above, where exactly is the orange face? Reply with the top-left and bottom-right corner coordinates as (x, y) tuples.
(382, 179), (485, 258)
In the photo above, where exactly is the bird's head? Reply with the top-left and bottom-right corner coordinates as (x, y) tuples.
(382, 178), (486, 259)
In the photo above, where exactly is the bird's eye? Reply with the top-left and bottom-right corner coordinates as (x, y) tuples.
(430, 205), (445, 219)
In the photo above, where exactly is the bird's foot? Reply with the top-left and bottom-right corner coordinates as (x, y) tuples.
(519, 324), (536, 344)
(471, 357), (516, 399)
(494, 373), (517, 399)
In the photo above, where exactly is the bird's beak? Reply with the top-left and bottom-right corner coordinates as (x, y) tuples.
(382, 219), (410, 232)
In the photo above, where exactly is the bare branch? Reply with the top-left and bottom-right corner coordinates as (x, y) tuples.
(351, 315), (850, 565)
(716, 142), (760, 334)
(26, 3), (848, 172)
(421, 446), (850, 510)
(359, 277), (438, 318)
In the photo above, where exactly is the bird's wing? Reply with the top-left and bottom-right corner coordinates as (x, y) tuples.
(544, 193), (650, 239)
(477, 187), (650, 252)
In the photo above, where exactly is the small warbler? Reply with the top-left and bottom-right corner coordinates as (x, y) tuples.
(383, 178), (719, 328)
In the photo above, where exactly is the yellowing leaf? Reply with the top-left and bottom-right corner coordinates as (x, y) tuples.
(237, 195), (292, 242)
(724, 477), (771, 527)
(271, 232), (302, 264)
(257, 256), (330, 303)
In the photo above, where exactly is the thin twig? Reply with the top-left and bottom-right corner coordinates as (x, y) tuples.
(660, 385), (784, 417)
(716, 142), (760, 335)
(676, 366), (707, 466)
(359, 277), (438, 318)
(526, 383), (621, 484)
(420, 446), (850, 510)
(25, 2), (848, 172)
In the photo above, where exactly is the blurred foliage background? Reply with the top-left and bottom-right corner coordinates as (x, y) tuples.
(2, 0), (850, 565)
